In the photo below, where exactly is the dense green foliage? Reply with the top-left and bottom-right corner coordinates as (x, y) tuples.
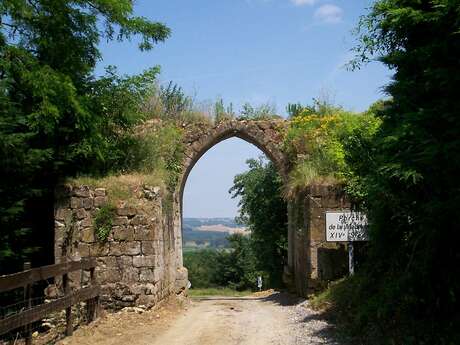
(184, 234), (260, 290)
(230, 158), (288, 287)
(185, 158), (287, 290)
(0, 0), (169, 272)
(324, 1), (460, 343)
(283, 102), (381, 199)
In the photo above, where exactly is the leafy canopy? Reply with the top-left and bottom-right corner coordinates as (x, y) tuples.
(335, 0), (460, 342)
(0, 0), (169, 271)
(230, 158), (288, 287)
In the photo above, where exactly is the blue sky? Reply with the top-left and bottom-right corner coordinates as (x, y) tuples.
(97, 0), (392, 218)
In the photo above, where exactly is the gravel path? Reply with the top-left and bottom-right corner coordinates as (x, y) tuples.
(58, 292), (344, 345)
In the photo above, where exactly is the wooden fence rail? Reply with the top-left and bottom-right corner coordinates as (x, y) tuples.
(0, 258), (99, 343)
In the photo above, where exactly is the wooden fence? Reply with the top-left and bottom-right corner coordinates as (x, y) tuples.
(0, 258), (99, 344)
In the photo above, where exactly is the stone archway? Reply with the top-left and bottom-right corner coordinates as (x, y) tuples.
(54, 119), (351, 305)
(172, 119), (299, 290)
(178, 119), (289, 200)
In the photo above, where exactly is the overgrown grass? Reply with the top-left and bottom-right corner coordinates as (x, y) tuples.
(309, 277), (349, 311)
(188, 288), (252, 297)
(282, 105), (381, 199)
(308, 275), (447, 344)
(71, 172), (166, 205)
(283, 160), (340, 199)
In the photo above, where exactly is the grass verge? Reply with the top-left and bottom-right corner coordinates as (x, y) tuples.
(188, 288), (252, 297)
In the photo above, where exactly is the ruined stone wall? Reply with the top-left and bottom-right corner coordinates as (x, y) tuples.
(305, 185), (349, 290)
(54, 185), (187, 309)
(287, 184), (350, 296)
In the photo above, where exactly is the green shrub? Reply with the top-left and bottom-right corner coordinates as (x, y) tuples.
(93, 204), (116, 242)
(283, 107), (381, 198)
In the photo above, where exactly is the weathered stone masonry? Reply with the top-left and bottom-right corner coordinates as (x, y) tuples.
(287, 184), (350, 296)
(54, 185), (187, 309)
(54, 119), (353, 307)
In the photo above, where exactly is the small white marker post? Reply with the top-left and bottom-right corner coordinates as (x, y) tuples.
(348, 242), (354, 276)
(257, 276), (262, 291)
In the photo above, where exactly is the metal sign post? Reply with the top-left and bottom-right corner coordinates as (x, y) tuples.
(348, 242), (354, 275)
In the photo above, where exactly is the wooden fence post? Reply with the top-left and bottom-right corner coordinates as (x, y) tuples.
(86, 266), (98, 322)
(62, 266), (73, 336)
(23, 262), (32, 345)
(0, 258), (98, 340)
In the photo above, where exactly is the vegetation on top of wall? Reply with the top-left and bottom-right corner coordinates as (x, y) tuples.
(236, 102), (281, 121)
(282, 100), (381, 199)
(71, 173), (165, 207)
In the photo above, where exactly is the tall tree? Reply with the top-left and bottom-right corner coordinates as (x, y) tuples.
(230, 158), (287, 287)
(345, 0), (460, 341)
(0, 0), (170, 272)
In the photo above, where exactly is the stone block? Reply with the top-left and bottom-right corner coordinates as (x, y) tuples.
(144, 283), (157, 295)
(112, 226), (134, 241)
(134, 226), (153, 241)
(110, 241), (141, 256)
(73, 186), (91, 198)
(90, 243), (110, 256)
(94, 196), (108, 207)
(176, 267), (188, 281)
(124, 241), (141, 256)
(78, 243), (91, 257)
(118, 255), (133, 267)
(137, 294), (156, 308)
(133, 255), (157, 268)
(98, 268), (121, 283)
(82, 198), (93, 210)
(81, 217), (92, 228)
(95, 188), (106, 197)
(97, 256), (117, 268)
(80, 227), (94, 243)
(141, 241), (159, 255)
(74, 208), (87, 220)
(175, 279), (188, 293)
(139, 268), (155, 282)
(121, 267), (139, 282)
(55, 220), (65, 228)
(130, 284), (146, 295)
(70, 197), (83, 209)
(121, 295), (136, 302)
(113, 216), (129, 226)
(130, 215), (147, 226)
(109, 242), (122, 256)
(55, 208), (71, 221)
(117, 206), (136, 217)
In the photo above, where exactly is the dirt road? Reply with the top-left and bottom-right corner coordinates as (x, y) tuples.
(58, 292), (342, 345)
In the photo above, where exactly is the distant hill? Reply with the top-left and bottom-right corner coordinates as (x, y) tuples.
(182, 218), (248, 251)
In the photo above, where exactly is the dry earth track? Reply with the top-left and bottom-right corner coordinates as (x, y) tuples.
(58, 292), (344, 345)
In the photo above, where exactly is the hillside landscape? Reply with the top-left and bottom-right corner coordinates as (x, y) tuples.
(183, 218), (247, 250)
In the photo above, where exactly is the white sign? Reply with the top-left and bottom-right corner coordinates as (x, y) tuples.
(326, 211), (369, 242)
(257, 276), (262, 289)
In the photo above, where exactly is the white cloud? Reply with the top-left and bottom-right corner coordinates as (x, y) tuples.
(291, 0), (316, 6)
(314, 4), (343, 23)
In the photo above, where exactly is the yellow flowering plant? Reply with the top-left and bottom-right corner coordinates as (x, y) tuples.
(283, 107), (380, 197)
